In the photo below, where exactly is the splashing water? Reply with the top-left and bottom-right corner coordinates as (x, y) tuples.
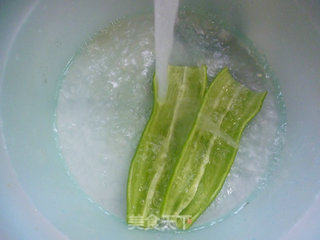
(56, 11), (286, 230)
(154, 0), (179, 101)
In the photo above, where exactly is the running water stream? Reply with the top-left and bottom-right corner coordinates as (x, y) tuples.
(154, 0), (179, 101)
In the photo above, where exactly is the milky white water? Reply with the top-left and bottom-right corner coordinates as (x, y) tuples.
(56, 11), (286, 229)
(154, 0), (179, 101)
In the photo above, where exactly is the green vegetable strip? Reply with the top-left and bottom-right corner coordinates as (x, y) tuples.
(127, 65), (207, 228)
(161, 68), (267, 229)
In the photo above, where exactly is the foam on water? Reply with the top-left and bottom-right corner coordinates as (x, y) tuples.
(154, 0), (179, 101)
(56, 11), (286, 229)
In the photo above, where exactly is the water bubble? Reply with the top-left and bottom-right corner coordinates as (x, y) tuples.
(56, 12), (285, 228)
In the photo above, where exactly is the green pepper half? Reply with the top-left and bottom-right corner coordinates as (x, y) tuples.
(127, 65), (207, 228)
(160, 67), (267, 229)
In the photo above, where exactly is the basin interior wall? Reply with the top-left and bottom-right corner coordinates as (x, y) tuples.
(0, 0), (319, 239)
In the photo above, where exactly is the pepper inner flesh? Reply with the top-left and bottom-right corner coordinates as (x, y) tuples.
(126, 66), (267, 229)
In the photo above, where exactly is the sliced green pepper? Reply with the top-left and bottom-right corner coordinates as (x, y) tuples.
(161, 68), (267, 229)
(127, 65), (207, 228)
